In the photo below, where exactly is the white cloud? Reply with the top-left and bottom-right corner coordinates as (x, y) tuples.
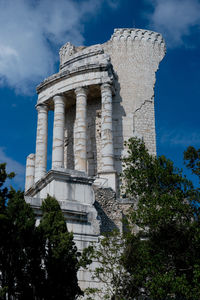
(106, 0), (120, 9)
(0, 0), (113, 94)
(159, 129), (200, 147)
(0, 147), (25, 188)
(145, 0), (200, 47)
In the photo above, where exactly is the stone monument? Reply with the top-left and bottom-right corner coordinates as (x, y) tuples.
(25, 28), (165, 292)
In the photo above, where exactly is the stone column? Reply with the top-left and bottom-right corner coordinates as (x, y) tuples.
(95, 83), (117, 191)
(74, 87), (87, 173)
(100, 82), (115, 171)
(25, 153), (35, 191)
(52, 95), (65, 169)
(34, 104), (48, 183)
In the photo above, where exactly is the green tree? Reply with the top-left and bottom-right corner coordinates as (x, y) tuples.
(85, 231), (131, 300)
(0, 163), (40, 300)
(0, 164), (88, 300)
(184, 146), (200, 182)
(38, 195), (83, 300)
(121, 137), (200, 299)
(89, 138), (200, 300)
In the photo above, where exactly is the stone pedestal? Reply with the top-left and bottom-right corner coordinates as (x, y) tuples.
(52, 95), (65, 169)
(34, 104), (48, 183)
(74, 87), (87, 173)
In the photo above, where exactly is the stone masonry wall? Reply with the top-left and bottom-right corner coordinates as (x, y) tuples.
(94, 187), (122, 233)
(94, 187), (134, 234)
(134, 99), (156, 155)
(103, 29), (165, 173)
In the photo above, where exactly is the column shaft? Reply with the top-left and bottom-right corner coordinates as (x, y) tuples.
(25, 154), (35, 191)
(74, 87), (87, 173)
(101, 83), (114, 171)
(52, 95), (65, 169)
(34, 104), (48, 183)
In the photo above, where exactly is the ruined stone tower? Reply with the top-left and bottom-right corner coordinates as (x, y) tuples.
(25, 28), (165, 290)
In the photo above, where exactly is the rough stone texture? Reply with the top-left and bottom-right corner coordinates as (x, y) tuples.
(94, 187), (134, 234)
(94, 187), (121, 233)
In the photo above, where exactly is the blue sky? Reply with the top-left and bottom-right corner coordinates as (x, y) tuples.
(0, 0), (200, 189)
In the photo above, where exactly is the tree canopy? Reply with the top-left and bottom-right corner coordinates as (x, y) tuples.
(123, 138), (200, 299)
(88, 138), (200, 300)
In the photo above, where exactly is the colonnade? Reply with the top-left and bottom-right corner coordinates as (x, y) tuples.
(33, 83), (115, 183)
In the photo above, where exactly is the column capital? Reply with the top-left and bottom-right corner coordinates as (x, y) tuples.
(101, 82), (112, 92)
(53, 94), (66, 106)
(74, 86), (88, 97)
(36, 103), (48, 112)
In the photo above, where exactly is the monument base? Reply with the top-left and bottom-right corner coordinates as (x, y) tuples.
(25, 168), (100, 292)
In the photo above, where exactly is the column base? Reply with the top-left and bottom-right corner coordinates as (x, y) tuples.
(94, 170), (117, 192)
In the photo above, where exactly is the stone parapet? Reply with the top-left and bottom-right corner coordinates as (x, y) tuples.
(110, 28), (166, 48)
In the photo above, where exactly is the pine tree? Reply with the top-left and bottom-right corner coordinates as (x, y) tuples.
(0, 163), (39, 300)
(38, 195), (83, 300)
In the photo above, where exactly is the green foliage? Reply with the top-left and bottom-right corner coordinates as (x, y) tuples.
(0, 164), (90, 300)
(0, 164), (38, 299)
(90, 138), (200, 300)
(0, 163), (14, 212)
(122, 137), (200, 299)
(184, 146), (200, 182)
(85, 231), (131, 300)
(38, 195), (83, 300)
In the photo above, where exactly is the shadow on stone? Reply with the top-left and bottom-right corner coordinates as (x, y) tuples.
(94, 187), (121, 234)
